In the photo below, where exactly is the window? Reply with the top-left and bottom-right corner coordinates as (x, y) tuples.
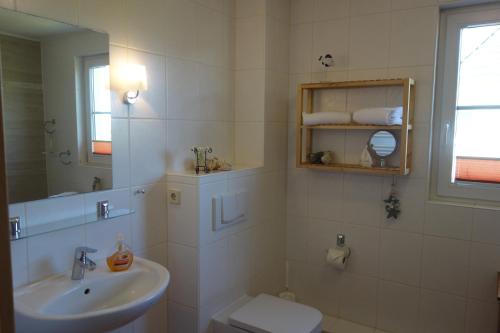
(434, 4), (500, 201)
(83, 54), (112, 164)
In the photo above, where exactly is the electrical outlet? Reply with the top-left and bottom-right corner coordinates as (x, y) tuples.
(168, 189), (181, 205)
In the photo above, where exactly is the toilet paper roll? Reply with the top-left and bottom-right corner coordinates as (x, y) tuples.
(326, 247), (351, 270)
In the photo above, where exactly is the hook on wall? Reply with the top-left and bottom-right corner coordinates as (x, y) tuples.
(318, 53), (334, 68)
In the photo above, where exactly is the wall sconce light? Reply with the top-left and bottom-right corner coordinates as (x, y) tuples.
(120, 64), (148, 105)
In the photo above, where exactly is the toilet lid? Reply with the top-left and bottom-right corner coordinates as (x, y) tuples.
(228, 294), (322, 333)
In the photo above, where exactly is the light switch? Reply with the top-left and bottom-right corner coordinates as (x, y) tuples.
(168, 189), (181, 205)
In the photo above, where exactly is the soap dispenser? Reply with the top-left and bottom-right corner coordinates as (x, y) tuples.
(106, 233), (134, 272)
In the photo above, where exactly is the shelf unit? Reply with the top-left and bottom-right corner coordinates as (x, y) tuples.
(296, 78), (415, 175)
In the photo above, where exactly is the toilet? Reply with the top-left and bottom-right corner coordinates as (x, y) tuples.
(213, 294), (323, 333)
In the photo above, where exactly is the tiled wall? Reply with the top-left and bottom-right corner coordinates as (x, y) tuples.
(5, 0), (237, 333)
(166, 2), (290, 333)
(287, 1), (499, 332)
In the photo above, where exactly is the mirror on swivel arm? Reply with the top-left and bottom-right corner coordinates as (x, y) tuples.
(367, 130), (398, 168)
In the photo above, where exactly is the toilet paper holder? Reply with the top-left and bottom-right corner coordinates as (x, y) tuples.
(337, 233), (346, 247)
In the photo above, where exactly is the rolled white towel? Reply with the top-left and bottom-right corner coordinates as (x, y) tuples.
(353, 107), (403, 125)
(302, 111), (351, 126)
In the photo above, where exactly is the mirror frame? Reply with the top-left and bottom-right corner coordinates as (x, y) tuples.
(367, 130), (399, 167)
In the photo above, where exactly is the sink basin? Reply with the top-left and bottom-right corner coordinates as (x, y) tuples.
(14, 257), (169, 333)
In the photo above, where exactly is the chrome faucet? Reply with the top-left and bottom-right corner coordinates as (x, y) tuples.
(71, 247), (97, 280)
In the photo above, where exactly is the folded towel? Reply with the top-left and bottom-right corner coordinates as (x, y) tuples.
(302, 112), (351, 126)
(353, 107), (403, 125)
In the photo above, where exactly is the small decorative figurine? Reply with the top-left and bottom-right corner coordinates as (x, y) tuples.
(191, 146), (213, 174)
(207, 157), (232, 172)
(308, 152), (324, 164)
(308, 151), (334, 165)
(384, 177), (401, 219)
(321, 151), (334, 165)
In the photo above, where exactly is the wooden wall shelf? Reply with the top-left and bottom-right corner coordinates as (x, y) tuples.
(296, 78), (415, 176)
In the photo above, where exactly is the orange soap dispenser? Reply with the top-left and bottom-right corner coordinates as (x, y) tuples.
(106, 233), (134, 272)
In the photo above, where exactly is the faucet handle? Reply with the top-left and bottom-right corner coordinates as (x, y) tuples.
(74, 246), (98, 258)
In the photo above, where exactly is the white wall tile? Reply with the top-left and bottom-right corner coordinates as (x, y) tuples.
(422, 236), (469, 296)
(227, 229), (254, 296)
(349, 13), (391, 69)
(199, 239), (230, 308)
(350, 0), (391, 16)
(131, 183), (167, 252)
(424, 203), (473, 240)
(380, 229), (422, 286)
(17, 0), (78, 24)
(286, 169), (308, 217)
(419, 290), (466, 333)
(307, 218), (342, 265)
(0, 0), (14, 9)
(389, 6), (439, 67)
(289, 23), (313, 74)
(168, 301), (197, 333)
(312, 19), (349, 72)
(235, 16), (266, 70)
(267, 18), (290, 73)
(235, 0), (266, 18)
(235, 70), (266, 122)
(338, 273), (378, 327)
(235, 122), (265, 166)
(27, 225), (86, 282)
(472, 208), (500, 245)
(127, 50), (166, 119)
(291, 0), (314, 24)
(133, 297), (167, 333)
(465, 299), (498, 333)
(166, 58), (200, 120)
(198, 65), (234, 121)
(10, 239), (28, 288)
(167, 182), (198, 247)
(85, 216), (132, 260)
(391, 0), (437, 9)
(314, 0), (349, 22)
(196, 5), (232, 68)
(129, 119), (166, 186)
(78, 0), (127, 45)
(166, 120), (234, 172)
(343, 224), (380, 277)
(164, 0), (198, 61)
(467, 242), (500, 302)
(377, 281), (420, 333)
(125, 0), (166, 54)
(112, 118), (130, 188)
(167, 243), (198, 308)
(308, 171), (343, 222)
(381, 177), (426, 233)
(342, 174), (383, 227)
(265, 70), (289, 122)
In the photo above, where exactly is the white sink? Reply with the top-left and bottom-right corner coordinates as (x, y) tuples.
(14, 257), (170, 333)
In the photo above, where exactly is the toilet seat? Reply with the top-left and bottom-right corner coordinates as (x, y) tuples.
(228, 294), (322, 333)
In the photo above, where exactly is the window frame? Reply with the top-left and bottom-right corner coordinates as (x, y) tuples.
(82, 54), (111, 166)
(434, 4), (500, 202)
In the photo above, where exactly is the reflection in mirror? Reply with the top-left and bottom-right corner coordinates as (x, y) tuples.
(0, 9), (112, 203)
(368, 130), (398, 167)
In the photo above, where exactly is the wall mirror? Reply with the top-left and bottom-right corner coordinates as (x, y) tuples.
(0, 8), (113, 204)
(368, 130), (398, 167)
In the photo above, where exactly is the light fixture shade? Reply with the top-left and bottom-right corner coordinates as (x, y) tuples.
(118, 64), (148, 92)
